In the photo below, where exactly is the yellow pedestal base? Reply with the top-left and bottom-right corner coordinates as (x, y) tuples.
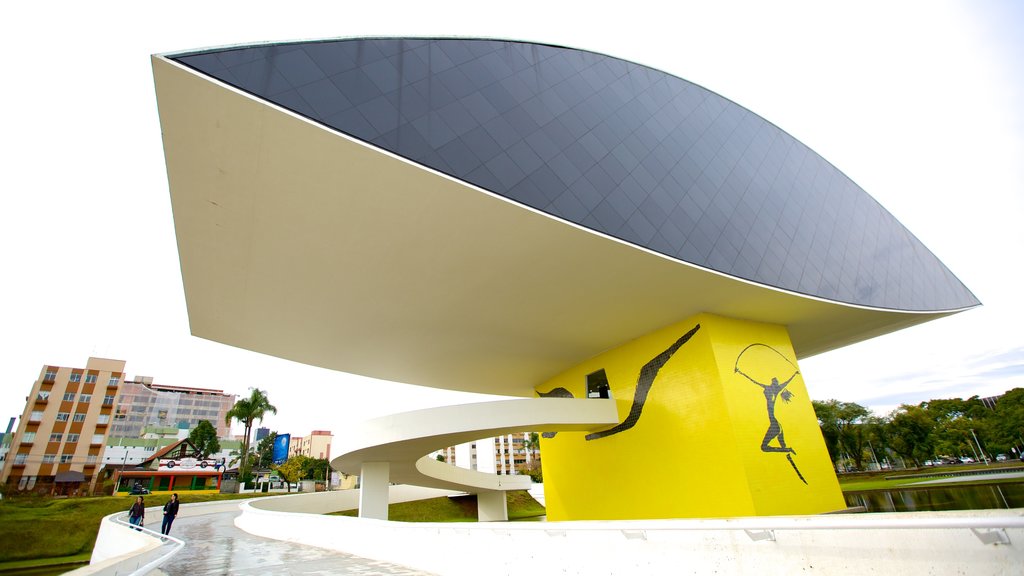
(537, 313), (844, 520)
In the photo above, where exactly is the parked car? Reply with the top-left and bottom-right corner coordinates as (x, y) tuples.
(959, 456), (975, 464)
(995, 454), (1008, 462)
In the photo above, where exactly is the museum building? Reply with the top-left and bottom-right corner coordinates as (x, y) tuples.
(154, 38), (977, 520)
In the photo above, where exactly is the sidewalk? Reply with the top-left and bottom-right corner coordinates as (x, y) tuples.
(158, 507), (435, 575)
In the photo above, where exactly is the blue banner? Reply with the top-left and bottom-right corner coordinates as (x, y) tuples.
(272, 433), (290, 465)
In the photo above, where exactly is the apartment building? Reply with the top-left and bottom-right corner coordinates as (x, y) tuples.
(109, 377), (235, 438)
(1, 357), (126, 495)
(288, 430), (333, 460)
(443, 433), (538, 476)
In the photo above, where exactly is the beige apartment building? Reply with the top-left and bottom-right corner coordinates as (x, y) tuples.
(1, 357), (126, 495)
(288, 430), (333, 460)
(109, 377), (235, 438)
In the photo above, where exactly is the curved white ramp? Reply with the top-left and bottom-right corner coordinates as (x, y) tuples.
(331, 398), (618, 520)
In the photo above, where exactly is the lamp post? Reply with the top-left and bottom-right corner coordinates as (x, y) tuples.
(970, 428), (989, 465)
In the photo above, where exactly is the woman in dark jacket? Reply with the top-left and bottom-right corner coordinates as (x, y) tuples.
(128, 496), (145, 530)
(161, 493), (180, 535)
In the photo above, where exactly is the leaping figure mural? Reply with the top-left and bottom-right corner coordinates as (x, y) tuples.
(734, 343), (807, 484)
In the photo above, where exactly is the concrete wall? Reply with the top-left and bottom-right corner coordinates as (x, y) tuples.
(236, 492), (1024, 575)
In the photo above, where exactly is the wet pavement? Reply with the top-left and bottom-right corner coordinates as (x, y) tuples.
(159, 509), (435, 575)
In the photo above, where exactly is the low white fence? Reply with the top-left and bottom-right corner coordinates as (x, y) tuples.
(237, 493), (1024, 576)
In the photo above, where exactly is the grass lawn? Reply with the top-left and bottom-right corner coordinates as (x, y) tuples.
(330, 490), (545, 522)
(0, 492), (271, 567)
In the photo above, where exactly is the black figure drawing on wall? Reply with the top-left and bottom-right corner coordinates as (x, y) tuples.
(537, 324), (702, 440)
(734, 343), (807, 484)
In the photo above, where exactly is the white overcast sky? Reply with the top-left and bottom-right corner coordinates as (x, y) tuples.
(1, 1), (1021, 438)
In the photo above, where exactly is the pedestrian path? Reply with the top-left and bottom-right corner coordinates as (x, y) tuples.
(158, 507), (435, 575)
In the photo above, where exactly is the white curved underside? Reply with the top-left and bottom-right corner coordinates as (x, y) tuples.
(331, 398), (618, 493)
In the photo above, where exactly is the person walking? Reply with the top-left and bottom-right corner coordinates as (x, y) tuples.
(128, 496), (145, 530)
(161, 493), (180, 535)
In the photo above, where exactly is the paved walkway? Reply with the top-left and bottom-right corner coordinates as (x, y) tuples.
(158, 508), (435, 575)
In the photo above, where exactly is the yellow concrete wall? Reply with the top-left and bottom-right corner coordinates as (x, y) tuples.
(537, 313), (844, 520)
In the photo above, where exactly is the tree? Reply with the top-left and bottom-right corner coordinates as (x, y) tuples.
(188, 420), (221, 458)
(255, 432), (278, 470)
(813, 399), (871, 470)
(224, 388), (278, 478)
(887, 405), (934, 466)
(275, 455), (311, 492)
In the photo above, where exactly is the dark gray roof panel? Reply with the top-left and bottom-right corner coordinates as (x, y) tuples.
(171, 38), (978, 312)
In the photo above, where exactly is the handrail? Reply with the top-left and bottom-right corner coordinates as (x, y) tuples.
(103, 512), (185, 575)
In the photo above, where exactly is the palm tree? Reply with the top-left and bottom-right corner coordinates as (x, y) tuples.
(225, 388), (277, 477)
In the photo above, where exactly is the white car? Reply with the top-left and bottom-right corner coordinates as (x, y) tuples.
(959, 456), (975, 464)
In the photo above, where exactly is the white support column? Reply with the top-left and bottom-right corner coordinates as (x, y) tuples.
(477, 490), (508, 522)
(359, 461), (390, 520)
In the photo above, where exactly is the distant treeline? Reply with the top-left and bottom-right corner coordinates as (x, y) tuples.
(812, 388), (1024, 471)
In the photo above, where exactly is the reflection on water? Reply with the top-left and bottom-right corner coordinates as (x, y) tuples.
(845, 483), (1024, 512)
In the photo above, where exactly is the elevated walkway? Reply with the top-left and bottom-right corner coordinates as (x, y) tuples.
(330, 397), (618, 520)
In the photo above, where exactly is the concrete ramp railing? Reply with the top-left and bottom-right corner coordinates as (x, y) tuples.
(67, 511), (184, 576)
(331, 397), (618, 489)
(234, 492), (1024, 576)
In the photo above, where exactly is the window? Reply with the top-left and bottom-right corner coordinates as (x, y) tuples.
(60, 454), (73, 463)
(108, 377), (119, 387)
(30, 411), (43, 422)
(49, 433), (63, 443)
(36, 391), (50, 401)
(86, 454), (97, 464)
(586, 369), (611, 399)
(56, 412), (70, 422)
(21, 432), (36, 443)
(69, 373), (81, 383)
(63, 393), (75, 402)
(42, 454), (56, 464)
(84, 374), (97, 384)
(66, 434), (80, 443)
(91, 434), (104, 444)
(14, 454), (27, 465)
(73, 413), (86, 423)
(103, 395), (115, 406)
(79, 394), (91, 403)
(97, 414), (110, 424)
(44, 370), (57, 381)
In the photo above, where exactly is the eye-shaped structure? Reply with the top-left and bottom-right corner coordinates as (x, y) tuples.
(154, 38), (976, 397)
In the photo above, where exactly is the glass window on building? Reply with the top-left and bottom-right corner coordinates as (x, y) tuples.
(49, 433), (62, 442)
(22, 432), (36, 442)
(14, 454), (27, 464)
(69, 373), (81, 383)
(56, 412), (70, 422)
(73, 413), (86, 423)
(42, 454), (56, 463)
(66, 434), (80, 443)
(63, 392), (75, 402)
(84, 374), (97, 384)
(97, 414), (110, 424)
(86, 454), (97, 464)
(29, 411), (43, 422)
(44, 370), (57, 381)
(91, 434), (104, 444)
(108, 377), (119, 387)
(60, 454), (73, 463)
(103, 395), (114, 405)
(36, 391), (50, 401)
(79, 394), (91, 403)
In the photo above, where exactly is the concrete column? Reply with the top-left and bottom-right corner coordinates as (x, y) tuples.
(359, 462), (390, 520)
(477, 490), (508, 522)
